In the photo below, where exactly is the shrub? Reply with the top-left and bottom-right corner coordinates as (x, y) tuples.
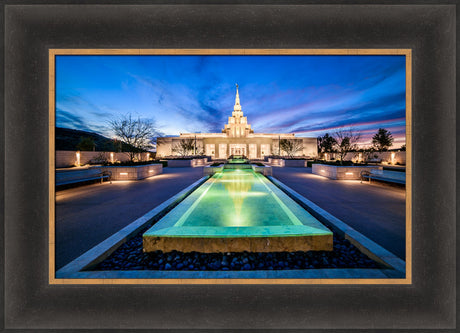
(157, 160), (168, 167)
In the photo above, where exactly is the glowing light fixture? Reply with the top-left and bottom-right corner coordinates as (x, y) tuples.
(391, 152), (395, 165)
(120, 172), (128, 175)
(345, 172), (353, 175)
(75, 151), (81, 166)
(149, 170), (154, 173)
(110, 152), (114, 163)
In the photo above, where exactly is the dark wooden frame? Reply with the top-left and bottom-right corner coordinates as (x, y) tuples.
(2, 2), (456, 330)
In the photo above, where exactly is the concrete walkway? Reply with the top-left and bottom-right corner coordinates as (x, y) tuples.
(272, 167), (406, 260)
(55, 167), (204, 269)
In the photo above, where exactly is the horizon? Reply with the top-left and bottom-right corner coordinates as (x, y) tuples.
(56, 55), (406, 148)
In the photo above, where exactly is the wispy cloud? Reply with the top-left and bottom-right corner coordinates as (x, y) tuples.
(56, 108), (92, 131)
(56, 54), (407, 147)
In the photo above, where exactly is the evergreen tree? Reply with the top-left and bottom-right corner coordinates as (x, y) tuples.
(76, 137), (95, 151)
(317, 133), (337, 154)
(372, 128), (394, 152)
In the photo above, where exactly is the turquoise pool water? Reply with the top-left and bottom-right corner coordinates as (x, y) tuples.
(227, 158), (248, 164)
(143, 169), (332, 239)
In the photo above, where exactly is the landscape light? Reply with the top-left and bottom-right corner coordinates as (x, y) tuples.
(75, 151), (80, 166)
(110, 152), (114, 163)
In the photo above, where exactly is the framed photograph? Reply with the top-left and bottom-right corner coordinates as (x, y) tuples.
(50, 49), (411, 285)
(3, 2), (455, 331)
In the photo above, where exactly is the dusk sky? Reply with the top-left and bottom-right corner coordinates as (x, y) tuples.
(56, 55), (406, 148)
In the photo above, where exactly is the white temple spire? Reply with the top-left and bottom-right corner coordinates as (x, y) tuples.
(234, 83), (242, 112)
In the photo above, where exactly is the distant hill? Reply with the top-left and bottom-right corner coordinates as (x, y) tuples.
(56, 127), (125, 151)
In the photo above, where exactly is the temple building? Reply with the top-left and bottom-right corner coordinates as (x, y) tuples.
(156, 85), (318, 159)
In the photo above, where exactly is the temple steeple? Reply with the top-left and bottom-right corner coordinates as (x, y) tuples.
(222, 84), (253, 137)
(234, 83), (242, 112)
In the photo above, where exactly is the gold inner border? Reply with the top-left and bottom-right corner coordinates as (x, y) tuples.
(49, 49), (412, 285)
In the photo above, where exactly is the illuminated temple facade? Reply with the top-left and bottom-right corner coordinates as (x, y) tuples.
(156, 85), (318, 159)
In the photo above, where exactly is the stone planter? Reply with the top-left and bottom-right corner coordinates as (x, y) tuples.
(167, 159), (193, 167)
(312, 164), (382, 180)
(192, 158), (207, 166)
(268, 158), (285, 167)
(103, 164), (163, 180)
(167, 158), (207, 167)
(283, 159), (308, 167)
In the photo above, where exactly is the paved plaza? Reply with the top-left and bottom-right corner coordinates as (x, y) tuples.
(272, 167), (406, 260)
(55, 167), (204, 269)
(55, 166), (406, 270)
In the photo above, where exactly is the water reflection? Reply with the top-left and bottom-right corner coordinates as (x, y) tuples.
(222, 171), (254, 225)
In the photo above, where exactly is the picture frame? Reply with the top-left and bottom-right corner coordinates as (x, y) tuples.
(3, 2), (456, 330)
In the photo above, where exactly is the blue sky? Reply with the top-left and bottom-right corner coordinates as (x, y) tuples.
(56, 55), (406, 148)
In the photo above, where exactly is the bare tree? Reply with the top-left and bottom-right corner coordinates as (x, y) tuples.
(172, 138), (195, 157)
(279, 139), (303, 158)
(334, 128), (361, 163)
(109, 114), (159, 162)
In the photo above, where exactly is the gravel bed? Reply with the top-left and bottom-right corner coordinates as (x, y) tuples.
(91, 229), (381, 271)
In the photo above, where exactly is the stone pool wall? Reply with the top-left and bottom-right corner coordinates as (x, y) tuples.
(252, 165), (273, 176)
(203, 165), (224, 175)
(312, 164), (382, 180)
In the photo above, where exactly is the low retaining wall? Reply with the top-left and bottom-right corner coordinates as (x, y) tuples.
(312, 164), (382, 180)
(56, 167), (107, 186)
(103, 164), (163, 180)
(323, 151), (406, 165)
(56, 150), (151, 168)
(268, 158), (285, 167)
(283, 159), (308, 167)
(268, 159), (308, 167)
(193, 158), (207, 166)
